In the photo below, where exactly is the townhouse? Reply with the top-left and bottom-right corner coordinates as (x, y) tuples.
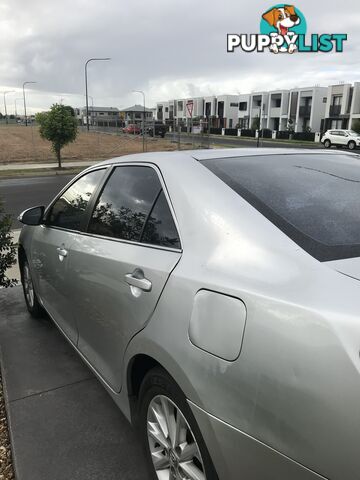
(156, 82), (360, 133)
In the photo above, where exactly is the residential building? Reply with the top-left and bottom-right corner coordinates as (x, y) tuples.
(324, 83), (353, 130)
(287, 86), (327, 132)
(266, 90), (289, 131)
(120, 104), (153, 126)
(237, 94), (251, 129)
(249, 92), (269, 130)
(78, 106), (120, 127)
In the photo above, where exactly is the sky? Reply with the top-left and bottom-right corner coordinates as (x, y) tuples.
(0, 0), (359, 114)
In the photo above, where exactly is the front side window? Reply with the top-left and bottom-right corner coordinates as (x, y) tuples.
(47, 169), (105, 230)
(88, 166), (161, 241)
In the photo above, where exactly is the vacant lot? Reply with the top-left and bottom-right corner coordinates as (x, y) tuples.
(0, 125), (178, 164)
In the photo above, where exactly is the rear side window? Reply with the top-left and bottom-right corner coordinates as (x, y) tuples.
(47, 169), (105, 230)
(141, 191), (180, 249)
(202, 154), (360, 262)
(88, 165), (180, 248)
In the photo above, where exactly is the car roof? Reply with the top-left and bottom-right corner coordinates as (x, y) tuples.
(96, 147), (355, 167)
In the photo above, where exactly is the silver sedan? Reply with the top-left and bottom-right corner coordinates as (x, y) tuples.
(18, 148), (360, 480)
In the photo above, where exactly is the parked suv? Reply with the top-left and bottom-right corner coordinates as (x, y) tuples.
(322, 129), (360, 150)
(146, 121), (166, 138)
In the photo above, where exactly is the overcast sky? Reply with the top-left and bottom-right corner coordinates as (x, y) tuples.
(1, 0), (359, 114)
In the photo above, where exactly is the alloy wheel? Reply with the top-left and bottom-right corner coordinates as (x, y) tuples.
(147, 394), (206, 480)
(23, 263), (35, 309)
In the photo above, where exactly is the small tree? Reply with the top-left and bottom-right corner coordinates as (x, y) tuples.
(251, 116), (260, 130)
(0, 199), (17, 287)
(36, 104), (78, 168)
(352, 119), (360, 134)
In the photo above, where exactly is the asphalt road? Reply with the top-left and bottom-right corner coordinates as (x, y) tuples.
(0, 175), (75, 228)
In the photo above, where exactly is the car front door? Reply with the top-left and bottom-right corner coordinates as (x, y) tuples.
(67, 164), (182, 391)
(31, 168), (107, 343)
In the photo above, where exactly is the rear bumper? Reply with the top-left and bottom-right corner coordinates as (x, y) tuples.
(189, 401), (327, 480)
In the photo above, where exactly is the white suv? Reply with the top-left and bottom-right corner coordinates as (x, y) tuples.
(322, 129), (360, 150)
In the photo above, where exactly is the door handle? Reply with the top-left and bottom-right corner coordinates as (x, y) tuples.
(125, 269), (152, 292)
(56, 246), (68, 260)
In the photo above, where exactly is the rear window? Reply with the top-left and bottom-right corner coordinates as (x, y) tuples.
(202, 153), (360, 262)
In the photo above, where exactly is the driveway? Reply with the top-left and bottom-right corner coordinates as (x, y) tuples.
(0, 286), (150, 480)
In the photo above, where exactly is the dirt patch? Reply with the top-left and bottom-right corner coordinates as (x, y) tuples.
(0, 125), (178, 164)
(0, 372), (14, 480)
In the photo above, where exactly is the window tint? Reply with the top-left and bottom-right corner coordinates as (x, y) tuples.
(88, 166), (161, 241)
(141, 191), (180, 249)
(202, 154), (360, 262)
(47, 169), (104, 230)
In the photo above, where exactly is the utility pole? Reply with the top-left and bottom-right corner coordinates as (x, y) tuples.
(23, 81), (37, 126)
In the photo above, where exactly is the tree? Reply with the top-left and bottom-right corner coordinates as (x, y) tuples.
(36, 104), (78, 168)
(251, 116), (260, 130)
(0, 198), (17, 287)
(352, 119), (360, 134)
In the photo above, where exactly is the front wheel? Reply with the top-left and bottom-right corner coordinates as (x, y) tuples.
(348, 140), (356, 150)
(138, 368), (218, 480)
(323, 139), (331, 148)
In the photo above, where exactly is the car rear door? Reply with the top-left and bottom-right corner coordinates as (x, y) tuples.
(31, 168), (107, 343)
(67, 164), (182, 391)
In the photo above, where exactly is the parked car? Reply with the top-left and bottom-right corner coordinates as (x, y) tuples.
(146, 121), (166, 138)
(322, 128), (360, 150)
(19, 149), (360, 480)
(123, 124), (141, 134)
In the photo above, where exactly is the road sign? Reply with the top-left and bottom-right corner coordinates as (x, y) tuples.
(186, 101), (194, 117)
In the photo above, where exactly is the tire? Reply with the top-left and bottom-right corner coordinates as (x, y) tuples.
(138, 367), (218, 480)
(20, 258), (44, 318)
(323, 139), (331, 148)
(348, 140), (356, 150)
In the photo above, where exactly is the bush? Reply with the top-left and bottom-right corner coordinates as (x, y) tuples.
(0, 199), (17, 287)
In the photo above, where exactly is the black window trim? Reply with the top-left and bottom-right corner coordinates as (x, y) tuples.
(42, 166), (111, 233)
(83, 162), (183, 253)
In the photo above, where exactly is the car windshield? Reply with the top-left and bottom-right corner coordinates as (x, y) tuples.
(348, 130), (359, 136)
(202, 153), (360, 262)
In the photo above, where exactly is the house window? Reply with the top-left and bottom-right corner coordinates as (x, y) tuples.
(239, 102), (247, 111)
(230, 103), (239, 107)
(165, 107), (169, 112)
(178, 101), (183, 111)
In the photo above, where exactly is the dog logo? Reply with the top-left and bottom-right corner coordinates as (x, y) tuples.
(262, 5), (301, 53)
(227, 5), (347, 54)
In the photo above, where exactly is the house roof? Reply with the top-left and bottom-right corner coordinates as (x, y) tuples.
(121, 104), (153, 113)
(81, 106), (119, 112)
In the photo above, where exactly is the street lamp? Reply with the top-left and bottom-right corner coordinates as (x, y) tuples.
(23, 81), (37, 126)
(132, 90), (146, 152)
(84, 58), (110, 131)
(14, 97), (23, 117)
(3, 91), (15, 124)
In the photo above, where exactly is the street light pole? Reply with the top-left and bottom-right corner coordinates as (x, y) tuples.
(14, 98), (23, 118)
(133, 90), (146, 152)
(22, 81), (37, 126)
(3, 91), (14, 124)
(84, 58), (110, 131)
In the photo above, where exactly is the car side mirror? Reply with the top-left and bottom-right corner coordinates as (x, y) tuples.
(18, 206), (45, 226)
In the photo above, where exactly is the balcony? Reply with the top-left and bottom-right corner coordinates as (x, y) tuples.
(299, 106), (311, 117)
(329, 105), (341, 117)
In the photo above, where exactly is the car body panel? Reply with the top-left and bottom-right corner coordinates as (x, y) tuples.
(67, 233), (181, 391)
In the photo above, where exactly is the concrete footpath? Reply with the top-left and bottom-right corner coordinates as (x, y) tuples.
(0, 287), (150, 480)
(0, 160), (98, 172)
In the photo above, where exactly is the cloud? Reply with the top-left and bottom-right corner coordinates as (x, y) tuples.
(0, 0), (359, 113)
